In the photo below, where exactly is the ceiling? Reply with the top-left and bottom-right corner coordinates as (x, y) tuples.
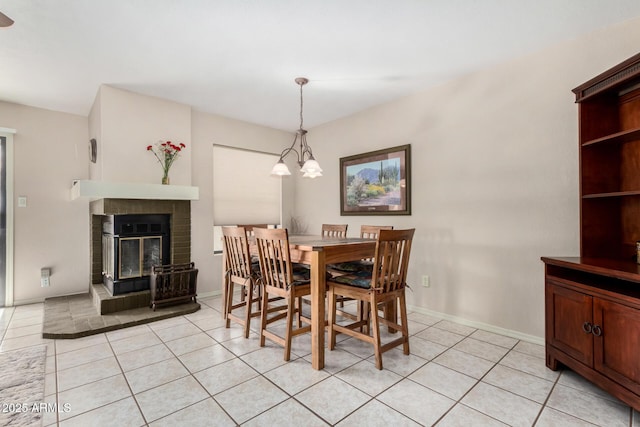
(2, 1), (640, 131)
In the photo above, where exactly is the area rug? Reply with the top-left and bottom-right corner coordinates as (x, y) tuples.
(0, 345), (47, 427)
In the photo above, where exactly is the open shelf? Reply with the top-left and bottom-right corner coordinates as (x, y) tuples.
(583, 190), (640, 199)
(70, 180), (200, 201)
(582, 127), (640, 148)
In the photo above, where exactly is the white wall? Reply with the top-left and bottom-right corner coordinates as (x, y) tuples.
(293, 17), (640, 339)
(97, 86), (192, 185)
(0, 102), (89, 304)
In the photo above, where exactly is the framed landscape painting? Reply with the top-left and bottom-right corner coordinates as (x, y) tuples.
(340, 144), (411, 216)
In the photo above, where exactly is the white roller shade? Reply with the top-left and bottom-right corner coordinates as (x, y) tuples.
(213, 145), (281, 225)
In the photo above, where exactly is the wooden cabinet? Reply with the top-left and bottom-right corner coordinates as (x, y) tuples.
(543, 258), (640, 410)
(543, 53), (640, 411)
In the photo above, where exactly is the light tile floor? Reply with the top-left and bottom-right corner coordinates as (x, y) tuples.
(1, 296), (639, 426)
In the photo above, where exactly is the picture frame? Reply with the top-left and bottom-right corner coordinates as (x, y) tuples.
(340, 144), (411, 216)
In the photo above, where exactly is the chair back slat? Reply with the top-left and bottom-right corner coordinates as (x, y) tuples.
(222, 226), (252, 278)
(322, 224), (348, 238)
(236, 224), (268, 237)
(360, 225), (393, 239)
(360, 225), (394, 261)
(371, 229), (414, 293)
(254, 228), (293, 290)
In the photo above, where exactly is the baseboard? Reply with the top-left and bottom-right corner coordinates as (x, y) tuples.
(9, 297), (45, 307)
(13, 291), (88, 307)
(407, 305), (544, 346)
(197, 290), (222, 299)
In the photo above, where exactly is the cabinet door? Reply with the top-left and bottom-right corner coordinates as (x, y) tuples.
(546, 281), (593, 366)
(593, 298), (640, 395)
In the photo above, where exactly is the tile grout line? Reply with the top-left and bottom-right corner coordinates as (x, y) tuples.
(106, 331), (150, 426)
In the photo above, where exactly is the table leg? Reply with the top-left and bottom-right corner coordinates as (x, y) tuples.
(310, 250), (325, 370)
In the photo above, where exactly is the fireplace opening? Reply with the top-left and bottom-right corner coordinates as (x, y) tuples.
(102, 214), (170, 295)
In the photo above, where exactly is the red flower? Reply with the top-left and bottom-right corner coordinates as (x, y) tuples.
(147, 140), (187, 179)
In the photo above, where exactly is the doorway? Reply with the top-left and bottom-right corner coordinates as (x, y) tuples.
(0, 135), (5, 306)
(0, 128), (15, 307)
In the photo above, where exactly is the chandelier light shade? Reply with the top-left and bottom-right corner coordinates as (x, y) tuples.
(270, 77), (323, 178)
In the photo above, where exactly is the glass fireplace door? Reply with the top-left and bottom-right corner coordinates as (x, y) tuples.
(119, 238), (140, 279)
(143, 237), (162, 275)
(119, 237), (162, 279)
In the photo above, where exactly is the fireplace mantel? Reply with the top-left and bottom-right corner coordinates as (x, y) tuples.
(71, 180), (199, 201)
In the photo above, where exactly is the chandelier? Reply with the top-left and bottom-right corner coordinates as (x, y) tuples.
(270, 77), (323, 178)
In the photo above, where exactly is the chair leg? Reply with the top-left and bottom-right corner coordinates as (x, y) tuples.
(297, 296), (303, 328)
(370, 294), (383, 370)
(221, 275), (227, 318)
(358, 301), (369, 334)
(399, 292), (410, 355)
(259, 287), (269, 347)
(254, 283), (262, 313)
(284, 294), (295, 361)
(327, 287), (337, 350)
(243, 282), (253, 338)
(225, 280), (234, 328)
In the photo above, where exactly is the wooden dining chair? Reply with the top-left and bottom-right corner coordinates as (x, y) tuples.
(236, 224), (270, 260)
(328, 225), (393, 274)
(221, 226), (262, 338)
(321, 223), (351, 311)
(327, 225), (394, 316)
(254, 228), (312, 361)
(327, 228), (415, 370)
(321, 224), (348, 238)
(360, 226), (395, 325)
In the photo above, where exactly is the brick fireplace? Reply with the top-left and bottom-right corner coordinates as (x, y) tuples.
(89, 198), (191, 294)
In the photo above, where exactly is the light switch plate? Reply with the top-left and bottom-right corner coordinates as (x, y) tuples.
(17, 196), (27, 207)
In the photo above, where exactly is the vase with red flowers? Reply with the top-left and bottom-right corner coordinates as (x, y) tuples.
(146, 140), (186, 184)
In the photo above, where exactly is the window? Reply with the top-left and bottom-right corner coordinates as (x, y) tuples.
(212, 145), (281, 253)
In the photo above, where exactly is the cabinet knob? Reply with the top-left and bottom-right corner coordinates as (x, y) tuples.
(592, 324), (602, 337)
(582, 322), (592, 334)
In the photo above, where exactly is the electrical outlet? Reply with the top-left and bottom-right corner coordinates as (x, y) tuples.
(422, 275), (430, 288)
(41, 268), (50, 288)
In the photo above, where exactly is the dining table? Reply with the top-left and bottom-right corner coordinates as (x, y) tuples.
(223, 234), (379, 370)
(286, 235), (377, 370)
